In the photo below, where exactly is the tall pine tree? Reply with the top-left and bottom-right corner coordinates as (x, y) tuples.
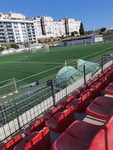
(79, 22), (85, 35)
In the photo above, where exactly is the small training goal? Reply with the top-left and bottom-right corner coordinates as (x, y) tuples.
(0, 78), (18, 99)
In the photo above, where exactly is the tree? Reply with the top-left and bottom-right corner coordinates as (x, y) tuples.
(100, 27), (106, 32)
(71, 31), (78, 36)
(5, 44), (11, 49)
(11, 44), (19, 49)
(0, 46), (4, 52)
(79, 22), (85, 35)
(24, 42), (29, 48)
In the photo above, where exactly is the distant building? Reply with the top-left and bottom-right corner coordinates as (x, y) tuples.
(64, 18), (81, 36)
(0, 12), (37, 45)
(59, 34), (103, 46)
(0, 12), (82, 45)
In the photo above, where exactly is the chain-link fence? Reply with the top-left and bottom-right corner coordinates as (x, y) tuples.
(0, 56), (113, 143)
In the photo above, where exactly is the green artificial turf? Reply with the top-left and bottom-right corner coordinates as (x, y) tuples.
(0, 41), (113, 84)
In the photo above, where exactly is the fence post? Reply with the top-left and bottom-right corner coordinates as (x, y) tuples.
(14, 102), (21, 130)
(47, 80), (56, 107)
(83, 65), (86, 85)
(101, 56), (104, 73)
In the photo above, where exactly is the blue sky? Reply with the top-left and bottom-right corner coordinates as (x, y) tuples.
(0, 0), (113, 30)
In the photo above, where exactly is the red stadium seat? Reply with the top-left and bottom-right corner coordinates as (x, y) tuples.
(86, 96), (113, 120)
(105, 70), (113, 82)
(59, 95), (75, 109)
(23, 117), (45, 136)
(98, 76), (109, 89)
(44, 104), (63, 120)
(46, 107), (74, 132)
(0, 134), (22, 150)
(14, 127), (51, 150)
(75, 86), (85, 98)
(104, 82), (113, 95)
(90, 82), (101, 99)
(53, 111), (113, 150)
(66, 89), (91, 112)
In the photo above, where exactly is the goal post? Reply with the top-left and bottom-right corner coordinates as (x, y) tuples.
(64, 59), (78, 67)
(43, 45), (49, 52)
(0, 78), (18, 99)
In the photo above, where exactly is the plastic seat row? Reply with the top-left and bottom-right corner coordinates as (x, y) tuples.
(44, 104), (64, 121)
(46, 106), (74, 133)
(66, 89), (92, 112)
(0, 127), (51, 150)
(23, 116), (45, 136)
(86, 96), (113, 120)
(14, 127), (51, 150)
(85, 66), (113, 91)
(0, 134), (23, 150)
(52, 110), (113, 150)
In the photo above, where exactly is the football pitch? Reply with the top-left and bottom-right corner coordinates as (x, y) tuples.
(1, 41), (113, 124)
(0, 41), (113, 85)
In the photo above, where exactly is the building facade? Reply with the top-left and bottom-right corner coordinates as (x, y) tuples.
(65, 18), (81, 36)
(0, 12), (81, 45)
(59, 34), (103, 46)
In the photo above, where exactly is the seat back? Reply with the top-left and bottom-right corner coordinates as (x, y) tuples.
(23, 117), (45, 136)
(75, 87), (85, 98)
(76, 89), (91, 112)
(13, 140), (31, 150)
(104, 110), (113, 149)
(60, 95), (75, 108)
(40, 127), (51, 150)
(88, 129), (106, 150)
(1, 134), (22, 150)
(15, 127), (51, 150)
(53, 112), (64, 121)
(63, 107), (74, 128)
(52, 104), (63, 114)
(90, 82), (101, 99)
(88, 110), (113, 150)
(44, 104), (63, 120)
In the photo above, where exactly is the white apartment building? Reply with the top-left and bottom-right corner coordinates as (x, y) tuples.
(34, 17), (42, 37)
(65, 18), (81, 36)
(0, 12), (37, 45)
(0, 12), (82, 44)
(53, 19), (66, 37)
(34, 16), (81, 38)
(40, 16), (55, 37)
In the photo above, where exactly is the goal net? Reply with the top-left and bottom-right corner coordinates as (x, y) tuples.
(43, 45), (49, 52)
(0, 78), (18, 99)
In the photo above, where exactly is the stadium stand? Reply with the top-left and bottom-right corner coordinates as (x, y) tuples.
(52, 110), (113, 150)
(2, 62), (113, 150)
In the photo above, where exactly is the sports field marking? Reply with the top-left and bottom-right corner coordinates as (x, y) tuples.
(0, 55), (28, 64)
(82, 46), (113, 59)
(1, 44), (113, 83)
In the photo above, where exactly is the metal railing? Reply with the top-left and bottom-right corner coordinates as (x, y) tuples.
(0, 56), (113, 143)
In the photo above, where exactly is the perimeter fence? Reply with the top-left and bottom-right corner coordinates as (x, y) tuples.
(0, 55), (113, 143)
